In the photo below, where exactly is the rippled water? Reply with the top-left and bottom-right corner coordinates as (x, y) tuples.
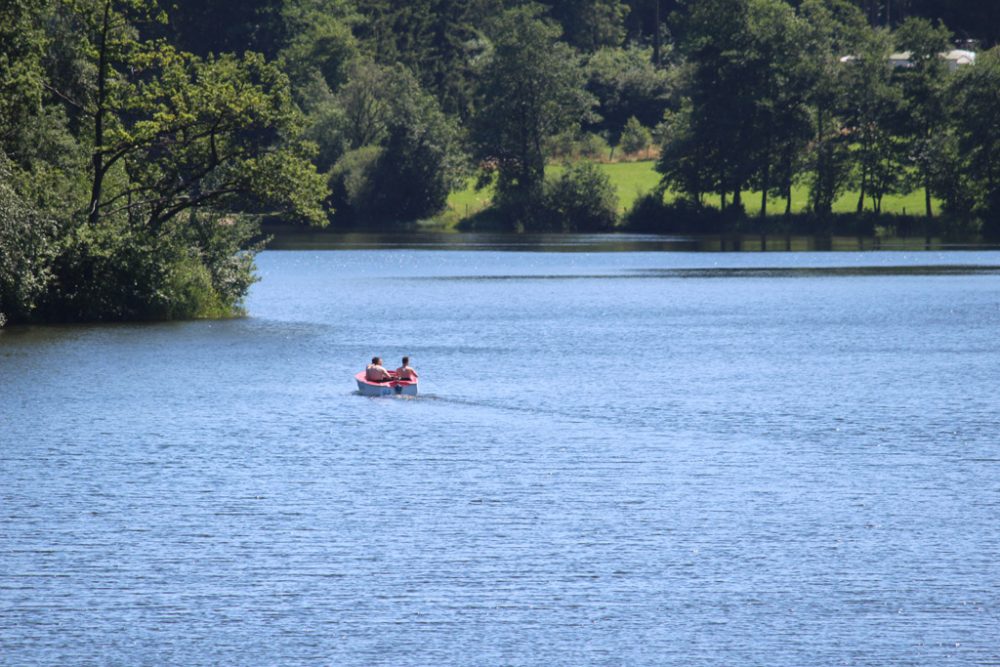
(3, 242), (1000, 666)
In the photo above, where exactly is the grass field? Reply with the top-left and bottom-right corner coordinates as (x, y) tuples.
(440, 160), (935, 226)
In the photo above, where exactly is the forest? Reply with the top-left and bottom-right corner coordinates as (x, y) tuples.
(2, 0), (1000, 325)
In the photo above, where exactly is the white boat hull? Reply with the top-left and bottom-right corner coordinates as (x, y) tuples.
(355, 372), (418, 397)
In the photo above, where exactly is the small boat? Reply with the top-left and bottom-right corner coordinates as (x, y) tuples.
(355, 371), (418, 397)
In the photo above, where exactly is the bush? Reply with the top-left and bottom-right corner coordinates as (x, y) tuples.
(325, 64), (465, 226)
(34, 213), (258, 323)
(624, 193), (726, 233)
(545, 131), (611, 161)
(579, 133), (612, 160)
(327, 146), (383, 225)
(619, 116), (652, 157)
(541, 162), (619, 231)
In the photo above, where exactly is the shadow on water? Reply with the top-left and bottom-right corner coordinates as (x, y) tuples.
(417, 265), (1000, 282)
(267, 230), (1000, 253)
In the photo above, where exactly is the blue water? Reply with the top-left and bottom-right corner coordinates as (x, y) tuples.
(3, 244), (1000, 665)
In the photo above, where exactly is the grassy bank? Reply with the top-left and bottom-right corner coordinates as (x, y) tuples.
(438, 160), (939, 228)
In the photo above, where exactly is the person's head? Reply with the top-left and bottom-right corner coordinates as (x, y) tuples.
(372, 356), (381, 365)
(402, 356), (410, 366)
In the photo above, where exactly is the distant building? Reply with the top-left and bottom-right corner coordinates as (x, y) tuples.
(888, 49), (977, 71)
(839, 49), (976, 72)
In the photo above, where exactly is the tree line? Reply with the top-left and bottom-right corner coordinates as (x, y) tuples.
(2, 0), (999, 325)
(650, 0), (1000, 232)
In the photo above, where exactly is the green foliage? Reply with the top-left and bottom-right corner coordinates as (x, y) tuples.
(893, 16), (952, 215)
(325, 64), (465, 225)
(471, 6), (595, 223)
(842, 25), (904, 213)
(86, 44), (326, 228)
(543, 0), (629, 51)
(7, 0), (1000, 324)
(585, 44), (675, 138)
(0, 0), (49, 158)
(619, 116), (652, 155)
(542, 162), (619, 231)
(278, 0), (359, 92)
(353, 0), (492, 118)
(950, 47), (1000, 237)
(0, 0), (329, 325)
(0, 154), (59, 324)
(35, 206), (263, 323)
(327, 145), (384, 222)
(546, 130), (612, 161)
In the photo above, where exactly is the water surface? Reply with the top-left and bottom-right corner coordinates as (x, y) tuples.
(3, 243), (1000, 665)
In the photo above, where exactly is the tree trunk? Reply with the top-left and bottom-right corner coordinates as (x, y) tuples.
(814, 106), (826, 215)
(856, 164), (866, 213)
(87, 0), (112, 226)
(760, 164), (769, 218)
(924, 181), (933, 218)
(784, 169), (792, 216)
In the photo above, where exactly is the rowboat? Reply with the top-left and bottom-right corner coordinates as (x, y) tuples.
(355, 371), (418, 397)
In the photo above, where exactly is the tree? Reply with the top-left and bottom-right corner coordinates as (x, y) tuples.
(278, 0), (359, 93)
(165, 0), (287, 58)
(841, 25), (904, 213)
(585, 44), (675, 140)
(1, 0), (329, 324)
(0, 0), (49, 158)
(661, 0), (755, 211)
(950, 47), (1000, 236)
(353, 0), (495, 118)
(327, 64), (465, 225)
(744, 0), (813, 217)
(541, 0), (629, 52)
(657, 101), (715, 204)
(799, 0), (867, 217)
(893, 16), (951, 217)
(470, 6), (593, 225)
(85, 49), (326, 229)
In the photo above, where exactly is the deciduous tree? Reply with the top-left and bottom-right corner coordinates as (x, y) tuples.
(470, 6), (593, 224)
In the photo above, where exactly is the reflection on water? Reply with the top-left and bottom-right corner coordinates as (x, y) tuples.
(3, 245), (1000, 666)
(266, 229), (994, 252)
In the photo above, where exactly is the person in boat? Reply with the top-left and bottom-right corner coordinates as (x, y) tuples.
(365, 357), (393, 383)
(395, 356), (418, 382)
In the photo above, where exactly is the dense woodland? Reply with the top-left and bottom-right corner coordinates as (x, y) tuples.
(2, 0), (1000, 324)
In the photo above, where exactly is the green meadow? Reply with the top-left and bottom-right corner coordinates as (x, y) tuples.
(441, 160), (936, 226)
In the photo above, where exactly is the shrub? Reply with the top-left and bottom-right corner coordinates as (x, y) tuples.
(625, 193), (726, 233)
(619, 116), (652, 157)
(327, 146), (383, 224)
(579, 133), (612, 160)
(34, 212), (258, 323)
(541, 162), (619, 231)
(545, 131), (611, 161)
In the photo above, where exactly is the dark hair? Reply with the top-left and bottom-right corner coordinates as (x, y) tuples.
(371, 356), (380, 364)
(402, 356), (409, 365)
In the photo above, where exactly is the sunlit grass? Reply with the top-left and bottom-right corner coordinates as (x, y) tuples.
(438, 160), (937, 227)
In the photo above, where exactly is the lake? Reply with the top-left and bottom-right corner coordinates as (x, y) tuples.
(3, 236), (1000, 666)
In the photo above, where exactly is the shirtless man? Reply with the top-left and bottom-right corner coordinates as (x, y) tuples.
(365, 357), (392, 382)
(395, 356), (418, 381)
